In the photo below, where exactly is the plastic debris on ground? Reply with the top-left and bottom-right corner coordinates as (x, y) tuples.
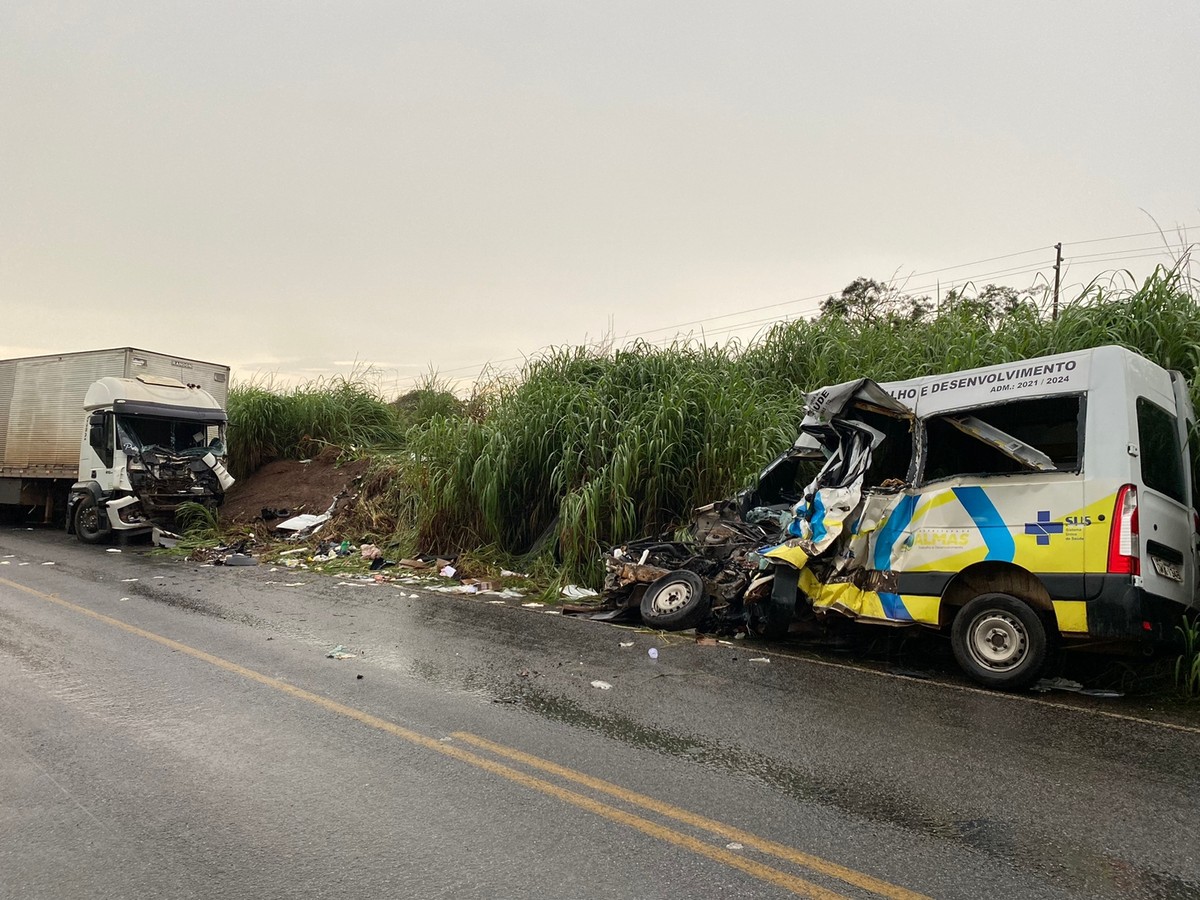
(152, 526), (180, 549)
(521, 602), (545, 608)
(619, 641), (634, 648)
(221, 554), (258, 567)
(590, 680), (613, 690)
(648, 648), (659, 659)
(41, 562), (55, 566)
(561, 584), (599, 600)
(326, 645), (356, 659)
(106, 548), (121, 553)
(274, 512), (330, 535)
(439, 564), (457, 578)
(748, 657), (771, 663)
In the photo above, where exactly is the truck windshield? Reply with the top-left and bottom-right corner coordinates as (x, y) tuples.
(117, 416), (226, 458)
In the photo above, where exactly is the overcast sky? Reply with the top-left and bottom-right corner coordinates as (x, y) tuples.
(2, 1), (1197, 394)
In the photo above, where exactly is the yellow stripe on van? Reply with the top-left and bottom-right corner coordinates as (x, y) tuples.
(900, 594), (940, 625)
(1053, 600), (1088, 634)
(905, 545), (988, 573)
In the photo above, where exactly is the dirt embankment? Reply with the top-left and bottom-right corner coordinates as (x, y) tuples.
(219, 451), (372, 526)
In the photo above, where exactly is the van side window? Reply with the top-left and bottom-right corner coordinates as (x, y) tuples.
(922, 395), (1082, 482)
(1136, 397), (1186, 504)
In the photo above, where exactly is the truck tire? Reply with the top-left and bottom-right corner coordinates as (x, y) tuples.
(74, 495), (111, 545)
(951, 593), (1048, 690)
(640, 570), (709, 630)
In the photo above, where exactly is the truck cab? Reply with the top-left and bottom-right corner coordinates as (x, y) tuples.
(68, 375), (233, 543)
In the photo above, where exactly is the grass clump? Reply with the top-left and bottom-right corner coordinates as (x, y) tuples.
(1177, 615), (1200, 701)
(225, 374), (408, 479)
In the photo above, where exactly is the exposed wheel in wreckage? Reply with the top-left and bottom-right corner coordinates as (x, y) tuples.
(640, 570), (710, 630)
(951, 592), (1049, 690)
(74, 494), (111, 545)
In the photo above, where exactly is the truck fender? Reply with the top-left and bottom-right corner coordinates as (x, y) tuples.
(66, 482), (106, 534)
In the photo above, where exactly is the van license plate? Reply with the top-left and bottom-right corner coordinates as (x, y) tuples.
(1151, 557), (1183, 582)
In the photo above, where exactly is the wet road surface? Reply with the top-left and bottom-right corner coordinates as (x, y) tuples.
(1, 528), (1198, 899)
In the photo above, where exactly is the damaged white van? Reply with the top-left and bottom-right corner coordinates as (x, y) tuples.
(748, 344), (1199, 688)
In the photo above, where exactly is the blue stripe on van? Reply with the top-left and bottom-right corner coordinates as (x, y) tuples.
(951, 486), (1015, 561)
(878, 591), (913, 621)
(874, 494), (919, 571)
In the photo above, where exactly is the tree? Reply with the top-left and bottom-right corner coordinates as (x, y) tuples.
(820, 277), (932, 325)
(940, 283), (1040, 327)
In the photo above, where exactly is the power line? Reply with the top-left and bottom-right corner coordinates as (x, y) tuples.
(398, 225), (1199, 390)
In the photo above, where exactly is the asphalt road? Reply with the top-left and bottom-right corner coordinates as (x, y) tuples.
(1, 528), (1197, 900)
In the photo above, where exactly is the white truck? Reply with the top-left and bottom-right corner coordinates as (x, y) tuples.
(0, 348), (234, 543)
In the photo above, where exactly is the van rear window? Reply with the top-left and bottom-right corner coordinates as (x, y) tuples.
(922, 395), (1082, 482)
(1136, 397), (1186, 504)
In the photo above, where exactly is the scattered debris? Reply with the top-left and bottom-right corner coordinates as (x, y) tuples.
(106, 548), (122, 553)
(152, 526), (180, 549)
(221, 554), (258, 567)
(619, 641), (634, 648)
(439, 564), (458, 578)
(561, 584), (599, 600)
(274, 512), (330, 535)
(590, 680), (613, 690)
(726, 843), (744, 851)
(748, 657), (771, 664)
(648, 648), (659, 659)
(326, 645), (356, 660)
(521, 602), (545, 608)
(41, 562), (55, 566)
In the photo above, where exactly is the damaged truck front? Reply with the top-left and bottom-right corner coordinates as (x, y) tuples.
(0, 349), (233, 543)
(604, 345), (1200, 690)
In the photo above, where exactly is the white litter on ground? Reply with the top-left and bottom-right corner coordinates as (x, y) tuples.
(748, 657), (771, 663)
(590, 680), (613, 690)
(561, 584), (599, 600)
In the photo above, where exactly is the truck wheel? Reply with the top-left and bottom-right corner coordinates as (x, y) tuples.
(640, 570), (709, 630)
(74, 495), (111, 545)
(951, 593), (1048, 690)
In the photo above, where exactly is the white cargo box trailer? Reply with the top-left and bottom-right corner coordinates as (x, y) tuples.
(0, 348), (231, 527)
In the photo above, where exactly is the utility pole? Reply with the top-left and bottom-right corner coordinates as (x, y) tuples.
(1052, 242), (1063, 321)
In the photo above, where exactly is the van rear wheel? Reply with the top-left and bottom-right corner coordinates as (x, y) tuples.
(951, 593), (1048, 690)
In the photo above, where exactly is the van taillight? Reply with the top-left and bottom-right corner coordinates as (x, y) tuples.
(1107, 484), (1139, 575)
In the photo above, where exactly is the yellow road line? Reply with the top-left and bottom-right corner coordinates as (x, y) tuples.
(453, 731), (928, 900)
(0, 576), (905, 899)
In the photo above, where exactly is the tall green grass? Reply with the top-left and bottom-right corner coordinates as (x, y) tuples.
(225, 374), (408, 479)
(240, 261), (1200, 584)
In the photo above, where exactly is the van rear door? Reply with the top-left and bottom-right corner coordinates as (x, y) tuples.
(1133, 388), (1194, 606)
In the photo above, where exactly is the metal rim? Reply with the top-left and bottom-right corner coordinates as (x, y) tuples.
(78, 504), (103, 537)
(966, 610), (1028, 671)
(651, 579), (694, 615)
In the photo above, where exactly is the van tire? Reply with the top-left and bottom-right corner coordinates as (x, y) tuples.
(75, 495), (111, 545)
(951, 593), (1048, 690)
(640, 570), (709, 630)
